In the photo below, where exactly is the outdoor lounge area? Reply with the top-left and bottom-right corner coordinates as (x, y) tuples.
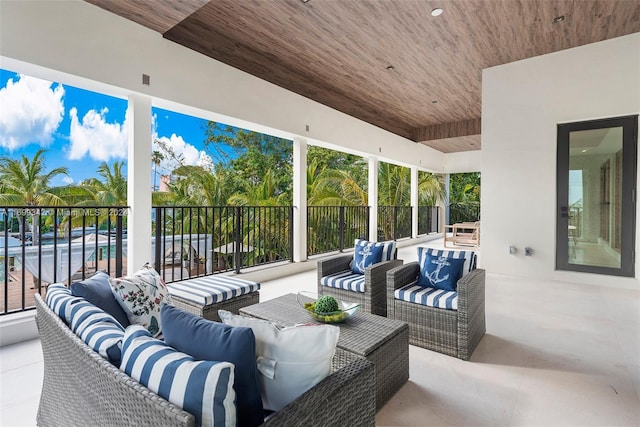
(1, 241), (639, 426)
(0, 1), (639, 426)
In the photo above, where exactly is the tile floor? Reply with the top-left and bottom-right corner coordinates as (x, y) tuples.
(1, 242), (639, 426)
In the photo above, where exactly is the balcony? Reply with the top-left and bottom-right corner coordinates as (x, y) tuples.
(1, 240), (638, 426)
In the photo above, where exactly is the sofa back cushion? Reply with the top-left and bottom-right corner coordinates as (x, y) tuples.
(121, 325), (236, 427)
(45, 283), (83, 320)
(161, 304), (263, 427)
(110, 266), (172, 337)
(71, 271), (130, 327)
(64, 299), (125, 367)
(219, 310), (339, 412)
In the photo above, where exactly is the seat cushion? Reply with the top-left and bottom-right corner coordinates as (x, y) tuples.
(219, 310), (339, 412)
(320, 271), (366, 293)
(161, 304), (263, 427)
(121, 325), (236, 427)
(166, 275), (260, 306)
(395, 282), (458, 310)
(71, 271), (130, 327)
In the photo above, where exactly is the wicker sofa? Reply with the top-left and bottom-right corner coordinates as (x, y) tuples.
(34, 294), (376, 426)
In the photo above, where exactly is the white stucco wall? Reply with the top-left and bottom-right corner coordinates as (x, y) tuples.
(482, 33), (640, 289)
(0, 0), (455, 173)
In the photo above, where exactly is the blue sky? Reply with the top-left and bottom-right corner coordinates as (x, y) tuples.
(0, 68), (222, 187)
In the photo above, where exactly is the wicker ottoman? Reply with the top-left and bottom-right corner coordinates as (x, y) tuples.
(166, 275), (260, 322)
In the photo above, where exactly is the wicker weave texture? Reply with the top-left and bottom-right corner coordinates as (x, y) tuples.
(35, 294), (195, 427)
(35, 294), (375, 426)
(387, 263), (486, 360)
(240, 293), (409, 411)
(317, 254), (402, 316)
(170, 290), (260, 322)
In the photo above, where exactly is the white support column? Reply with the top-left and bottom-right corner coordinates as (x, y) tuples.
(127, 95), (152, 272)
(443, 173), (451, 230)
(293, 137), (307, 262)
(411, 167), (419, 238)
(368, 157), (379, 241)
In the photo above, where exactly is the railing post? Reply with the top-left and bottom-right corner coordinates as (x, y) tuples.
(115, 214), (123, 277)
(393, 206), (398, 241)
(365, 206), (370, 240)
(154, 207), (162, 273)
(339, 206), (345, 251)
(234, 206), (242, 274)
(289, 206), (294, 262)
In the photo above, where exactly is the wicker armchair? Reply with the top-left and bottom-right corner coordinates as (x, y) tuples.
(317, 253), (402, 316)
(386, 262), (486, 360)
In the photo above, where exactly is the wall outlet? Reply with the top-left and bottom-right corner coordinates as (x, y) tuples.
(525, 247), (534, 256)
(509, 246), (518, 254)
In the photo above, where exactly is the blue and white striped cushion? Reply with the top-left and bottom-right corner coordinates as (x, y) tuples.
(395, 282), (458, 310)
(418, 247), (475, 278)
(355, 239), (396, 262)
(65, 300), (125, 366)
(45, 283), (84, 319)
(166, 276), (260, 306)
(121, 326), (236, 427)
(320, 271), (366, 293)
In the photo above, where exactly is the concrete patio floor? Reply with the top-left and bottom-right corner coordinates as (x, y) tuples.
(1, 242), (639, 426)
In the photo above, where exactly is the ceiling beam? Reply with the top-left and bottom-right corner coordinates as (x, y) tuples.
(413, 118), (481, 143)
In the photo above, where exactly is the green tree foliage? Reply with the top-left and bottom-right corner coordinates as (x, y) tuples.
(81, 161), (128, 206)
(204, 122), (293, 197)
(449, 172), (481, 203)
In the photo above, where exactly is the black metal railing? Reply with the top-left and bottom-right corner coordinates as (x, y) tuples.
(307, 206), (370, 256)
(153, 205), (293, 282)
(418, 206), (440, 235)
(378, 206), (412, 241)
(449, 203), (480, 224)
(1, 206), (127, 316)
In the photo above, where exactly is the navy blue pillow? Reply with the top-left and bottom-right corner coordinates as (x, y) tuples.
(70, 271), (130, 327)
(161, 304), (264, 427)
(418, 253), (466, 291)
(351, 242), (384, 274)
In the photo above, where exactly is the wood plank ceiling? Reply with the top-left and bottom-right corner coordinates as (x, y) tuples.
(86, 0), (640, 153)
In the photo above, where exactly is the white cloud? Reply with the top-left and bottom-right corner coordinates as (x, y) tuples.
(61, 176), (74, 185)
(152, 114), (212, 172)
(0, 74), (65, 150)
(68, 107), (128, 161)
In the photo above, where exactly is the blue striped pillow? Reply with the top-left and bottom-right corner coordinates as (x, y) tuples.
(354, 239), (397, 262)
(65, 300), (125, 366)
(121, 326), (236, 427)
(45, 283), (84, 320)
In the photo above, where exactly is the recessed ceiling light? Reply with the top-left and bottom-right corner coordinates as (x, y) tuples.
(431, 8), (443, 17)
(553, 15), (565, 23)
(301, 0), (311, 3)
(386, 65), (395, 71)
(581, 149), (588, 153)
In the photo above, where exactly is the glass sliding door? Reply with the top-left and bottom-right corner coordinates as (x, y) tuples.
(556, 115), (637, 277)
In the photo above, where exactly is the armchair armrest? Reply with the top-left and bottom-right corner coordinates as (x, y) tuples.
(386, 262), (420, 318)
(317, 254), (353, 294)
(456, 268), (486, 360)
(364, 258), (403, 316)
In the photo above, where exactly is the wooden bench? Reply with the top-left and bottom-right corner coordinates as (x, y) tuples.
(166, 275), (260, 322)
(443, 222), (480, 248)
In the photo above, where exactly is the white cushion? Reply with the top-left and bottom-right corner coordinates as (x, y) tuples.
(110, 266), (172, 337)
(218, 310), (339, 411)
(120, 325), (236, 427)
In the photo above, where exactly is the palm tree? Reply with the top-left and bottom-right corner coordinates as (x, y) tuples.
(151, 150), (164, 191)
(0, 149), (78, 243)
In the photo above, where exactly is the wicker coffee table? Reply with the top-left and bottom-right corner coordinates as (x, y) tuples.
(240, 293), (409, 411)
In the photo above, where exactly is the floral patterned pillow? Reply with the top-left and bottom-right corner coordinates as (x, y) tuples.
(110, 266), (171, 337)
